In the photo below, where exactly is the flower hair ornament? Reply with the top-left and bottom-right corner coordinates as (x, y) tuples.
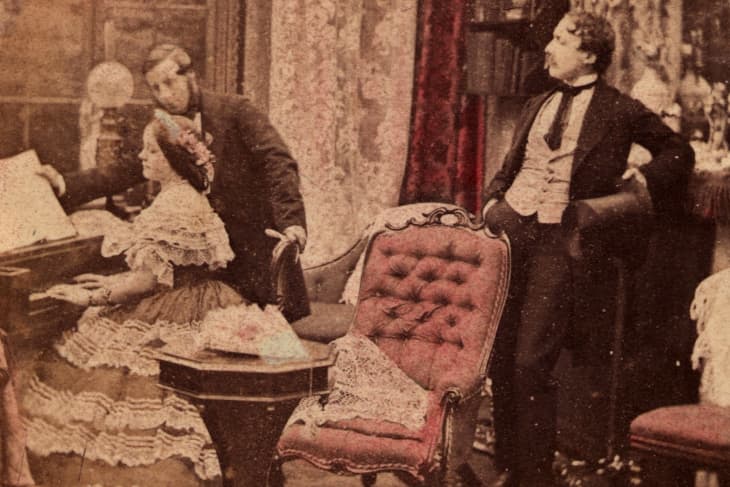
(154, 108), (216, 191)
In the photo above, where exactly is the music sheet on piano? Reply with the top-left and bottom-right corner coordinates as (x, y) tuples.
(0, 150), (77, 253)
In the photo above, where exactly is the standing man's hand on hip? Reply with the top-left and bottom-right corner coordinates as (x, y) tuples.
(481, 198), (499, 228)
(621, 167), (654, 210)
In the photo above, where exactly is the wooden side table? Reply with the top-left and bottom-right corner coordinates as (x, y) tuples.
(156, 340), (335, 487)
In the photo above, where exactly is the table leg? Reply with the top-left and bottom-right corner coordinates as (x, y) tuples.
(200, 398), (300, 487)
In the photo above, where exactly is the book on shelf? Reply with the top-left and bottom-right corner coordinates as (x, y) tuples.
(466, 30), (496, 93)
(492, 38), (514, 94)
(471, 0), (536, 23)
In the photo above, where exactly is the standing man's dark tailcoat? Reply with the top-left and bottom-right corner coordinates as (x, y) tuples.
(483, 79), (694, 478)
(485, 80), (693, 216)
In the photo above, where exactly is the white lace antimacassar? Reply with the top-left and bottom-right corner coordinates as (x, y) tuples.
(690, 268), (730, 407)
(24, 375), (208, 435)
(25, 416), (220, 480)
(286, 334), (429, 433)
(55, 311), (201, 377)
(101, 182), (234, 287)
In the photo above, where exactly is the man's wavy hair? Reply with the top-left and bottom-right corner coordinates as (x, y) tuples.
(143, 44), (193, 76)
(565, 10), (615, 75)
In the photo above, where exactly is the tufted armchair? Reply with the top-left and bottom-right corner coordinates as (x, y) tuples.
(274, 207), (510, 486)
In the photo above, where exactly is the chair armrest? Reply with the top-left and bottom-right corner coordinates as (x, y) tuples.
(439, 381), (486, 407)
(303, 237), (368, 303)
(438, 383), (487, 481)
(562, 184), (654, 266)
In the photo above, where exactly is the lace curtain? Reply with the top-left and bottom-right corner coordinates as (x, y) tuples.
(268, 0), (417, 267)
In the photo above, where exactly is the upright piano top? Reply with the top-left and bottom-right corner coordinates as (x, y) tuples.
(0, 234), (100, 263)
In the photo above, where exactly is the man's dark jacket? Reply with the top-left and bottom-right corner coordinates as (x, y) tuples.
(484, 80), (693, 213)
(483, 80), (695, 361)
(62, 90), (310, 322)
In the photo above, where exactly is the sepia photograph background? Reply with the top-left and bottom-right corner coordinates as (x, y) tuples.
(0, 0), (728, 485)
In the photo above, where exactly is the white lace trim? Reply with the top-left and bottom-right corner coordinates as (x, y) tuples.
(287, 334), (429, 432)
(70, 209), (132, 238)
(26, 416), (220, 480)
(24, 375), (208, 435)
(56, 314), (201, 377)
(124, 245), (176, 288)
(101, 182), (234, 287)
(690, 268), (730, 406)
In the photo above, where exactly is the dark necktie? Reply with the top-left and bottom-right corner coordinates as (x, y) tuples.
(543, 81), (596, 151)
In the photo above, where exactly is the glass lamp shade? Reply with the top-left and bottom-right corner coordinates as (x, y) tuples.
(86, 61), (134, 109)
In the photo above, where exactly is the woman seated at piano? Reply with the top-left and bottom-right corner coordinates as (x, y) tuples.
(22, 110), (289, 485)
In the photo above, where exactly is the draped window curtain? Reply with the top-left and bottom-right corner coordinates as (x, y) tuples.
(268, 1), (418, 266)
(268, 1), (491, 265)
(399, 0), (486, 214)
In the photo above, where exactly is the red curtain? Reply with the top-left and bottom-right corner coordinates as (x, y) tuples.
(399, 0), (486, 214)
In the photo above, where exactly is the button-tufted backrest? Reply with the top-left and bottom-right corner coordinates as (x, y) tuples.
(351, 223), (510, 394)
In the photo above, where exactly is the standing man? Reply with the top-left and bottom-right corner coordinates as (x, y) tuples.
(482, 11), (693, 487)
(40, 44), (310, 322)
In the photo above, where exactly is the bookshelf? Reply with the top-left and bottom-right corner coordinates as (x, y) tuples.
(469, 18), (531, 35)
(465, 0), (541, 96)
(464, 0), (567, 195)
(465, 0), (568, 95)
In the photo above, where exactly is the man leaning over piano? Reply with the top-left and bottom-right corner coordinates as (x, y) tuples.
(38, 43), (310, 323)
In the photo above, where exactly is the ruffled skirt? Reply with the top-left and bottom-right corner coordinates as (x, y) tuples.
(22, 279), (245, 486)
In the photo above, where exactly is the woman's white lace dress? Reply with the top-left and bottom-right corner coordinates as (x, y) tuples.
(22, 183), (258, 485)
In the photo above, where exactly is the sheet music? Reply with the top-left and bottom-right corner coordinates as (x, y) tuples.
(0, 150), (77, 253)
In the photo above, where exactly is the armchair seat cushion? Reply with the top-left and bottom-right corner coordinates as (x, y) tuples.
(630, 404), (730, 465)
(279, 424), (430, 476)
(290, 302), (354, 343)
(278, 396), (444, 479)
(324, 417), (423, 441)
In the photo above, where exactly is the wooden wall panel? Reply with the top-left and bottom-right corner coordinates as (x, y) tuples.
(0, 1), (243, 172)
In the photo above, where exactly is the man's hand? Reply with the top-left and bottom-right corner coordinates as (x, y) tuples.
(36, 164), (66, 196)
(282, 225), (307, 251)
(621, 167), (653, 209)
(481, 199), (498, 224)
(621, 167), (647, 188)
(265, 225), (307, 263)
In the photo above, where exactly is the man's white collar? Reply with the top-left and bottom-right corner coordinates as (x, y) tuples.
(565, 73), (598, 87)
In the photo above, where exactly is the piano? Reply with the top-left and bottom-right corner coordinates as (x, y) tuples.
(0, 235), (125, 349)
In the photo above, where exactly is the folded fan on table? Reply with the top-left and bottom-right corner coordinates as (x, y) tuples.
(196, 304), (309, 360)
